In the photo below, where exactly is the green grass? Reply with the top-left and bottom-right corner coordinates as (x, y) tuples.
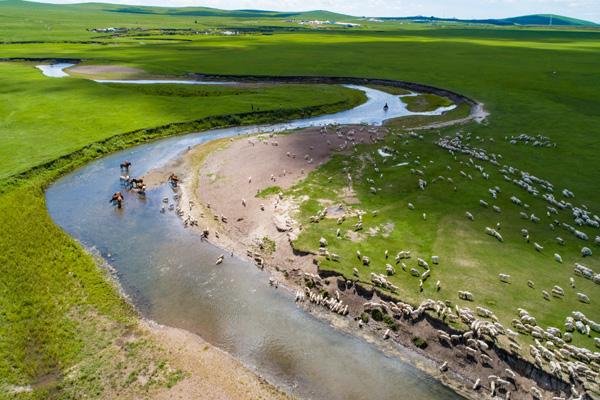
(1, 0), (600, 395)
(256, 185), (283, 198)
(289, 127), (600, 351)
(0, 62), (364, 397)
(0, 62), (364, 179)
(400, 93), (454, 112)
(386, 102), (471, 129)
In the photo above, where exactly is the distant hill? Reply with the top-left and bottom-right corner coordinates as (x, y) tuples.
(93, 3), (352, 21)
(384, 14), (598, 27)
(501, 14), (597, 26)
(0, 1), (596, 28)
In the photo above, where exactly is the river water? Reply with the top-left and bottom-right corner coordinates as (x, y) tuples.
(44, 64), (462, 399)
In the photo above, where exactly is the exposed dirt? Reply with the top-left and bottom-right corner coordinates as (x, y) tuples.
(67, 64), (144, 78)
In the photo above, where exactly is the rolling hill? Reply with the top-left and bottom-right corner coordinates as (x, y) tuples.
(385, 14), (598, 27)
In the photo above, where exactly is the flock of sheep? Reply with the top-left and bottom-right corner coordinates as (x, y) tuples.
(285, 125), (600, 398)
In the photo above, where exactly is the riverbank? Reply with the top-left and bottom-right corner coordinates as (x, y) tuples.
(162, 124), (574, 400)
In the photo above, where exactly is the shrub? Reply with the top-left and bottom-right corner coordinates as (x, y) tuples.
(412, 336), (428, 349)
(370, 308), (383, 322)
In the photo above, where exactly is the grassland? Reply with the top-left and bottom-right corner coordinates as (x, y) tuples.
(1, 0), (599, 397)
(289, 122), (599, 351)
(400, 93), (454, 112)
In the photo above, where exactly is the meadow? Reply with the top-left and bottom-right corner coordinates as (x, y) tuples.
(1, 0), (599, 397)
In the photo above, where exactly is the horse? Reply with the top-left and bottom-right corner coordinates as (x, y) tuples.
(129, 178), (144, 190)
(168, 173), (180, 187)
(135, 184), (147, 196)
(120, 161), (131, 172)
(119, 175), (131, 186)
(110, 192), (124, 208)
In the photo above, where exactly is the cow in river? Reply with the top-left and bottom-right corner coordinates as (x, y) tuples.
(129, 178), (144, 190)
(110, 192), (124, 208)
(120, 161), (131, 173)
(168, 173), (180, 188)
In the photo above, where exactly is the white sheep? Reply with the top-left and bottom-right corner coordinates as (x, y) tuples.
(577, 292), (590, 304)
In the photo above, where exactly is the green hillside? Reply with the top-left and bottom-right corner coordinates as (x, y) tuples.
(503, 14), (597, 26)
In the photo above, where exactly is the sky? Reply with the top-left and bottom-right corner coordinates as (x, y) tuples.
(35, 0), (600, 22)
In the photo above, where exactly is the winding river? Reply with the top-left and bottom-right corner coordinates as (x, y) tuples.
(44, 64), (462, 400)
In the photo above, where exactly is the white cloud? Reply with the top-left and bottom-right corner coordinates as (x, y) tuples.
(32, 0), (600, 22)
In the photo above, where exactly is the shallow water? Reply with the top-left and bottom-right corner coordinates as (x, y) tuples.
(35, 64), (456, 121)
(46, 81), (462, 399)
(95, 79), (235, 85)
(36, 63), (74, 78)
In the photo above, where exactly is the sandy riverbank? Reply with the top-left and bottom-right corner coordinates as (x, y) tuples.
(141, 124), (575, 400)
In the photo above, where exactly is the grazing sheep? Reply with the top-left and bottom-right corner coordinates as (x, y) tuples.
(439, 361), (448, 372)
(435, 280), (441, 291)
(528, 280), (535, 288)
(530, 386), (543, 399)
(534, 242), (543, 252)
(410, 268), (420, 277)
(485, 227), (503, 242)
(479, 199), (489, 208)
(499, 273), (511, 283)
(465, 211), (474, 221)
(408, 202), (415, 210)
(552, 285), (564, 297)
(542, 290), (550, 300)
(458, 291), (474, 301)
(581, 247), (592, 257)
(385, 264), (395, 276)
(556, 236), (565, 246)
(554, 253), (563, 263)
(319, 237), (328, 247)
(577, 292), (590, 303)
(431, 255), (439, 264)
(570, 277), (575, 288)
